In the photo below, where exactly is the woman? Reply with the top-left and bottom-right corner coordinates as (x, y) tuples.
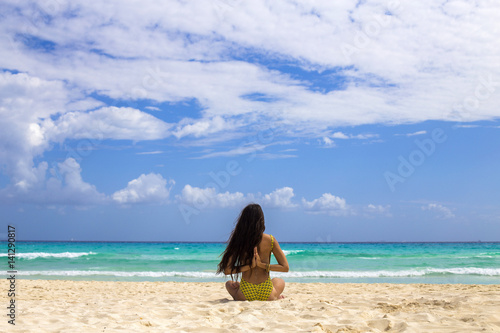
(217, 203), (289, 301)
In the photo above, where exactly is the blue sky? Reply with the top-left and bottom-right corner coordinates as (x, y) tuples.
(1, 0), (499, 242)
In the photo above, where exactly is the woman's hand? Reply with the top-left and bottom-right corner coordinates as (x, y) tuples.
(254, 247), (264, 268)
(251, 247), (258, 268)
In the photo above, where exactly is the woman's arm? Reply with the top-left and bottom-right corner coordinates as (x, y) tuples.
(224, 264), (251, 275)
(223, 254), (256, 275)
(256, 239), (289, 272)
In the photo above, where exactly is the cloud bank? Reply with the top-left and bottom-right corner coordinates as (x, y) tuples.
(1, 0), (499, 206)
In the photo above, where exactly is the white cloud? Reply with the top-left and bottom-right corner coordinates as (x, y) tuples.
(322, 132), (378, 146)
(331, 132), (378, 140)
(403, 130), (427, 137)
(176, 185), (246, 208)
(173, 116), (231, 138)
(259, 187), (297, 209)
(255, 153), (298, 159)
(0, 71), (172, 205)
(2, 0), (499, 141)
(0, 72), (99, 192)
(331, 132), (350, 139)
(2, 1), (500, 206)
(176, 186), (297, 209)
(46, 158), (107, 205)
(302, 193), (351, 215)
(136, 151), (164, 155)
(421, 203), (455, 219)
(0, 158), (106, 206)
(322, 136), (335, 147)
(454, 124), (480, 129)
(352, 133), (379, 140)
(365, 204), (391, 216)
(197, 143), (267, 159)
(112, 173), (174, 204)
(46, 106), (171, 142)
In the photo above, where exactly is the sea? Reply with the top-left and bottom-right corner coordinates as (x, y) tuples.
(2, 242), (500, 284)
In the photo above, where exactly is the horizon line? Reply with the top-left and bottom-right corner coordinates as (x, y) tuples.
(3, 240), (499, 244)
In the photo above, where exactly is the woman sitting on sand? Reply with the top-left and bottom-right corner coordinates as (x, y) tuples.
(217, 203), (289, 301)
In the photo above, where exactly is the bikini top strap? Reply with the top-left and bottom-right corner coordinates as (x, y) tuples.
(270, 235), (274, 252)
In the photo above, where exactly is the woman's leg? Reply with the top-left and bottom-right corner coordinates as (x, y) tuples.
(268, 278), (285, 300)
(225, 281), (246, 301)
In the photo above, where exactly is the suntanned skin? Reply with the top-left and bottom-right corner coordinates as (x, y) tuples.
(224, 234), (289, 301)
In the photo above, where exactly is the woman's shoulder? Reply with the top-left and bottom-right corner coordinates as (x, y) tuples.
(261, 233), (275, 244)
(262, 233), (273, 240)
(260, 234), (273, 251)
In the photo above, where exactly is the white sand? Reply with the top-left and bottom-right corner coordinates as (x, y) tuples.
(2, 280), (500, 332)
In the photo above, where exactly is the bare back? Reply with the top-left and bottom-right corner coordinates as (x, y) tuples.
(241, 233), (273, 284)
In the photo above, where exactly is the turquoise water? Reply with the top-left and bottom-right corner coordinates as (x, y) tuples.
(2, 242), (500, 284)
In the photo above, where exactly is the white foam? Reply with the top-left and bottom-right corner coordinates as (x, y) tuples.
(271, 267), (500, 278)
(272, 270), (428, 278)
(283, 250), (305, 255)
(428, 267), (500, 276)
(16, 267), (500, 279)
(0, 252), (97, 260)
(18, 270), (218, 278)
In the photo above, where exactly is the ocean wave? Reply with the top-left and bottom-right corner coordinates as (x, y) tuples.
(17, 267), (500, 278)
(283, 250), (305, 255)
(137, 254), (217, 262)
(0, 252), (97, 260)
(273, 268), (500, 278)
(18, 270), (219, 278)
(359, 257), (381, 260)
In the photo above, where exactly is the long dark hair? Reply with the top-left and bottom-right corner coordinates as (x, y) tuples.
(217, 203), (266, 279)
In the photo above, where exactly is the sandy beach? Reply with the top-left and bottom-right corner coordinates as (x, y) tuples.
(2, 280), (500, 332)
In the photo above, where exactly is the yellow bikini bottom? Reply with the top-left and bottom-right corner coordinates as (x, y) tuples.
(240, 276), (273, 301)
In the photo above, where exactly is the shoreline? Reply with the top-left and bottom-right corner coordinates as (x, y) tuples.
(2, 280), (500, 332)
(11, 276), (500, 285)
